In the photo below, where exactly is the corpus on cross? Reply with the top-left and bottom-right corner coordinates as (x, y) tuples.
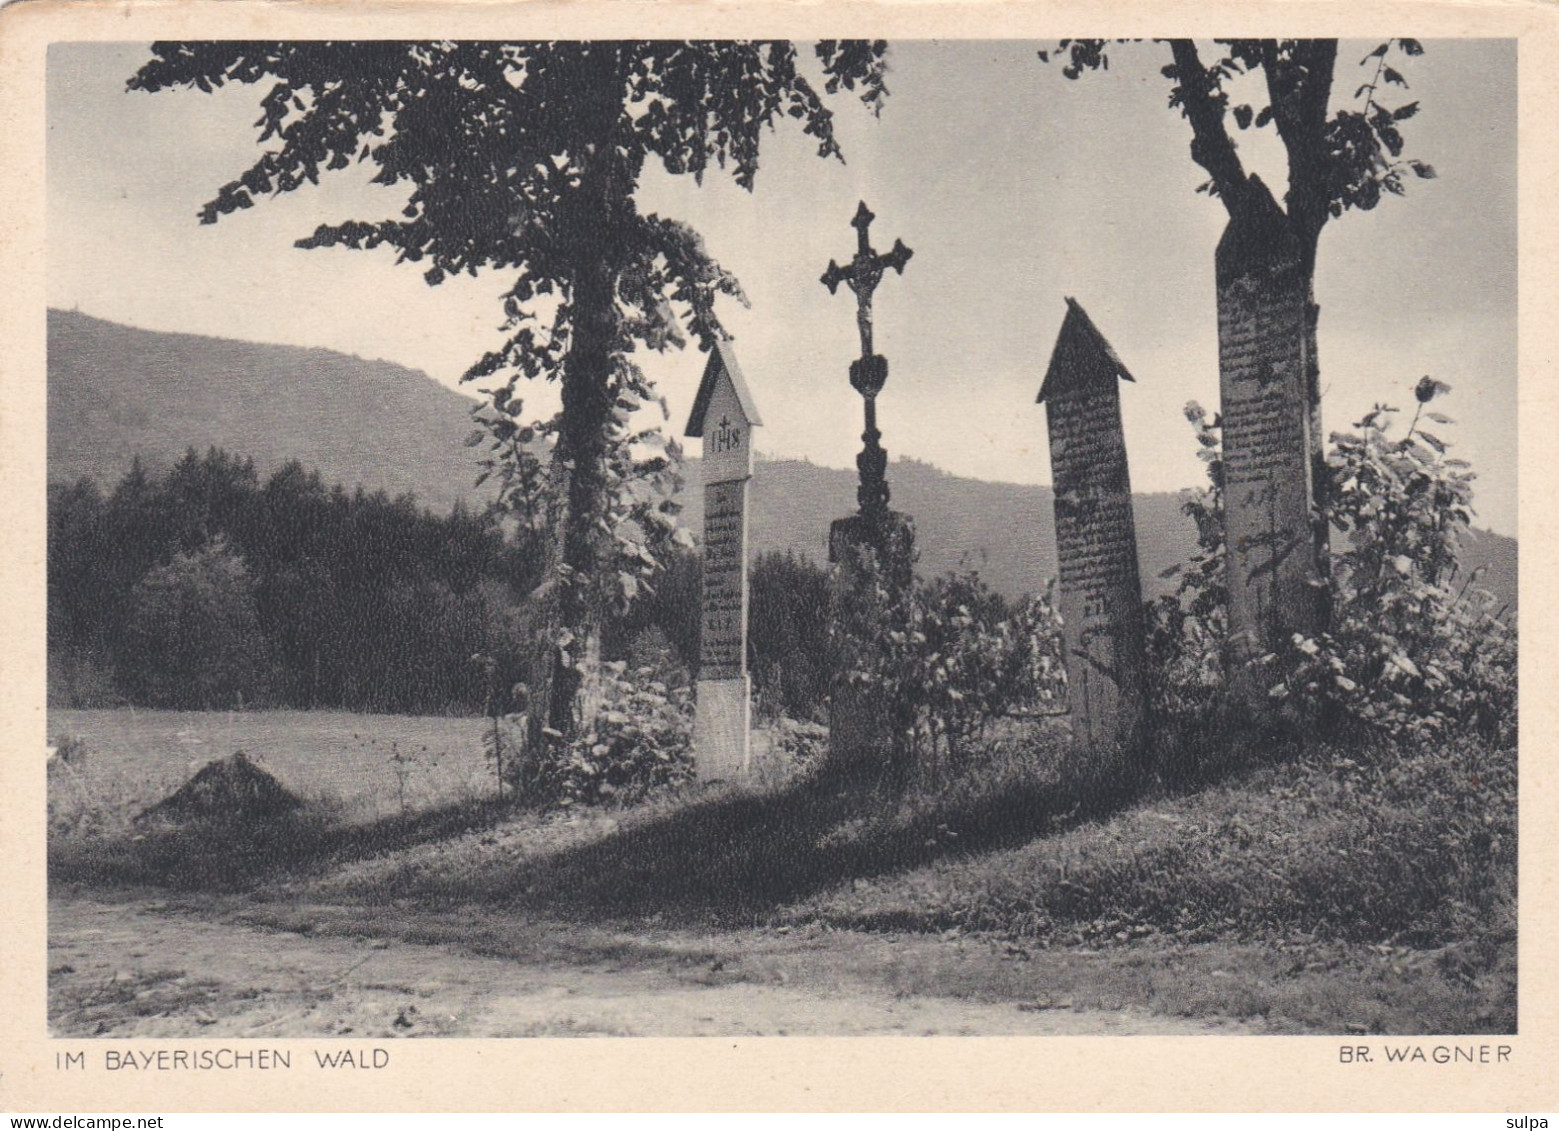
(821, 201), (913, 520)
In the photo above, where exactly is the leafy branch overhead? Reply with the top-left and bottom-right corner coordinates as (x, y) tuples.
(129, 41), (890, 381)
(1040, 39), (1433, 262)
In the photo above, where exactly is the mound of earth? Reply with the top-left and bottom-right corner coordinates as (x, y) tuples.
(136, 751), (303, 828)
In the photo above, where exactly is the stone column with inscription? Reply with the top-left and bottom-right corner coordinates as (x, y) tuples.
(1216, 187), (1325, 705)
(1038, 298), (1149, 762)
(827, 509), (916, 780)
(685, 340), (762, 781)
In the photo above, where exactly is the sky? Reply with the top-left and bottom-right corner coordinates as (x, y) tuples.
(47, 39), (1518, 535)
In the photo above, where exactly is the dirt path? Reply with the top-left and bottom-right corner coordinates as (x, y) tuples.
(49, 894), (1257, 1038)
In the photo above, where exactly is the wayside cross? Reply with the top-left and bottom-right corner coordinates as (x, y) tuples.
(820, 201), (913, 519)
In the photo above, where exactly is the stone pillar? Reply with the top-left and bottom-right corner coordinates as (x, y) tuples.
(1038, 298), (1149, 761)
(827, 509), (915, 778)
(1215, 187), (1325, 704)
(684, 341), (762, 781)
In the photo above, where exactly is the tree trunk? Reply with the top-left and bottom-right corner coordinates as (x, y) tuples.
(542, 248), (616, 741)
(535, 44), (627, 748)
(1269, 40), (1336, 636)
(1170, 39), (1335, 640)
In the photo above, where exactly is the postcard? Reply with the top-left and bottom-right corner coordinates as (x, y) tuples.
(2, 0), (1554, 1113)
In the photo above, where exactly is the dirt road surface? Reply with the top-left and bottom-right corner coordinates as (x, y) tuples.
(49, 894), (1257, 1038)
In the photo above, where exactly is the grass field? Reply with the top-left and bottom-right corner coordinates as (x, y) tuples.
(48, 709), (493, 831)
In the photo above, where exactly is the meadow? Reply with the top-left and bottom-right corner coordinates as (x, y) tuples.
(48, 709), (493, 832)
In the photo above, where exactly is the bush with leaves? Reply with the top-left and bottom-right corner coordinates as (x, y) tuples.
(832, 559), (1068, 784)
(1146, 402), (1229, 722)
(1266, 379), (1516, 743)
(504, 660), (694, 808)
(1151, 381), (1516, 746)
(908, 575), (1068, 766)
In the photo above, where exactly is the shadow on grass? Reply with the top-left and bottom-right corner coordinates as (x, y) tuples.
(52, 747), (1148, 923)
(51, 719), (1278, 926)
(390, 750), (1161, 926)
(49, 791), (523, 893)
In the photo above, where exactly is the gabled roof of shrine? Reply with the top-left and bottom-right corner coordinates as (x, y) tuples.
(1036, 297), (1137, 404)
(685, 338), (764, 437)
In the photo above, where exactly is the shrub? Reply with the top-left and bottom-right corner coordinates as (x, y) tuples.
(749, 715), (830, 788)
(52, 734), (89, 768)
(770, 715), (829, 769)
(1146, 401), (1228, 724)
(1150, 382), (1516, 748)
(506, 660), (694, 808)
(750, 551), (835, 723)
(47, 735), (124, 839)
(832, 560), (1068, 785)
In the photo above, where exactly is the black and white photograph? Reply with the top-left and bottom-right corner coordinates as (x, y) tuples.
(4, 5), (1549, 1112)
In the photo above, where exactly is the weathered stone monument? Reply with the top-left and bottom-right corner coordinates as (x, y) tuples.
(685, 339), (762, 780)
(820, 201), (916, 776)
(1037, 297), (1149, 760)
(1215, 182), (1326, 702)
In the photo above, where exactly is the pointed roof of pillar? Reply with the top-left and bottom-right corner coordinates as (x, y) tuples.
(1214, 173), (1302, 275)
(1036, 297), (1137, 404)
(685, 338), (763, 437)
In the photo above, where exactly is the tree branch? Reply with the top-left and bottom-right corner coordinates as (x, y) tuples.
(1261, 39), (1337, 263)
(1168, 39), (1254, 220)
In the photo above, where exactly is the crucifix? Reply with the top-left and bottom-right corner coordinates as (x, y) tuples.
(821, 200), (913, 521)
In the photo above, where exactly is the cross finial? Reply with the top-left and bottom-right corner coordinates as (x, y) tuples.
(820, 200), (913, 367)
(820, 201), (912, 521)
(852, 200), (875, 250)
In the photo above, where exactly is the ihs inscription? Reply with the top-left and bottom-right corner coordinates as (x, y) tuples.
(713, 416), (743, 454)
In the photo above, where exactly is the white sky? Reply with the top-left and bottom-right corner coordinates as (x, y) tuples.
(47, 40), (1517, 535)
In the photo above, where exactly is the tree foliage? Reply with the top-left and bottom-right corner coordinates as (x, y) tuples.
(129, 40), (890, 742)
(1040, 38), (1432, 263)
(1044, 38), (1439, 649)
(120, 536), (269, 710)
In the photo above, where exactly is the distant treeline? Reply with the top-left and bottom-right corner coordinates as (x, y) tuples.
(47, 447), (840, 720)
(48, 449), (551, 714)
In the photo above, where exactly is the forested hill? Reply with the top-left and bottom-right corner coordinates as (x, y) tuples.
(49, 309), (1516, 608)
(48, 308), (494, 514)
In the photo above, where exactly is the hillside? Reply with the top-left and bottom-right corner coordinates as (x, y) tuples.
(48, 309), (493, 514)
(683, 457), (1197, 601)
(691, 457), (1517, 608)
(49, 309), (1516, 607)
